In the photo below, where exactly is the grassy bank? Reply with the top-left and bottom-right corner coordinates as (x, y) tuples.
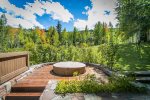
(115, 43), (150, 71)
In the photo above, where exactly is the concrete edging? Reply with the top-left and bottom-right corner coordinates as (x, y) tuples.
(85, 62), (113, 76)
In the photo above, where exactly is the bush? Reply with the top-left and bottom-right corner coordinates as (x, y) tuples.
(55, 74), (147, 94)
(55, 74), (99, 94)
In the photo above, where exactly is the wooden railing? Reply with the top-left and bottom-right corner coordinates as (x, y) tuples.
(0, 52), (29, 84)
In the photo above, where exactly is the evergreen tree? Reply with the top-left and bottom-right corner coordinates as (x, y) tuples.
(56, 21), (62, 41)
(73, 27), (78, 46)
(52, 27), (60, 46)
(108, 22), (114, 43)
(61, 28), (68, 45)
(68, 32), (73, 46)
(18, 24), (25, 47)
(32, 27), (41, 44)
(81, 25), (88, 43)
(46, 26), (53, 44)
(0, 14), (7, 51)
(102, 22), (108, 43)
(93, 22), (102, 45)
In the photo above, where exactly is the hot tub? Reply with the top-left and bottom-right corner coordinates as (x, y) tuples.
(53, 61), (86, 76)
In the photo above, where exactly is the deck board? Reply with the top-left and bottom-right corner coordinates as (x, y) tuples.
(5, 65), (108, 100)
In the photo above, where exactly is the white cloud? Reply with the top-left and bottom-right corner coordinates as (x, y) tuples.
(1, 13), (40, 29)
(74, 0), (118, 30)
(0, 0), (73, 28)
(85, 6), (90, 10)
(42, 2), (74, 22)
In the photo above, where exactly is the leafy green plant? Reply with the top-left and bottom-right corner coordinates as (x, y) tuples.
(73, 71), (79, 76)
(55, 74), (147, 94)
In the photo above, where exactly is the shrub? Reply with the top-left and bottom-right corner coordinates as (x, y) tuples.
(55, 74), (147, 94)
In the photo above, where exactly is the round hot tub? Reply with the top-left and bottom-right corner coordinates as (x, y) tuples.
(53, 61), (86, 76)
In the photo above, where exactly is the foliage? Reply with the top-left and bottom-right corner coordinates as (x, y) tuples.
(0, 14), (7, 51)
(0, 13), (149, 71)
(115, 43), (150, 71)
(61, 28), (69, 45)
(73, 27), (78, 46)
(56, 21), (62, 41)
(116, 0), (150, 42)
(73, 71), (79, 76)
(55, 74), (147, 94)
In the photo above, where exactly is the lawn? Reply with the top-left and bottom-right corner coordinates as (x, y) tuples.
(114, 43), (150, 71)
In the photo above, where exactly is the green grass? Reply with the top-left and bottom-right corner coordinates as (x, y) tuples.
(88, 43), (150, 71)
(115, 43), (150, 71)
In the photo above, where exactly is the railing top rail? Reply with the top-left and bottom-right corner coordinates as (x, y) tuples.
(0, 51), (29, 59)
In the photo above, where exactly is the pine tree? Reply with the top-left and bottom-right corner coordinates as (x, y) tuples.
(108, 22), (113, 43)
(52, 27), (60, 46)
(56, 21), (62, 41)
(61, 28), (68, 45)
(93, 22), (102, 45)
(73, 27), (78, 46)
(46, 26), (53, 44)
(0, 14), (7, 51)
(32, 27), (41, 44)
(18, 24), (25, 47)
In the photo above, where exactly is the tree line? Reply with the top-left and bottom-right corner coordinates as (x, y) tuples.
(0, 14), (117, 52)
(0, 0), (149, 69)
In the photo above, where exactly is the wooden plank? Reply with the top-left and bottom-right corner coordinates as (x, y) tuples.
(0, 52), (29, 84)
(6, 93), (42, 96)
(0, 52), (28, 59)
(0, 67), (28, 84)
(5, 93), (41, 100)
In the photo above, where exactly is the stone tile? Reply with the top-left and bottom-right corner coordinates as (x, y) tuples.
(71, 96), (85, 100)
(50, 83), (57, 90)
(71, 97), (79, 100)
(61, 95), (72, 100)
(51, 95), (64, 100)
(84, 94), (103, 100)
(40, 89), (57, 100)
(0, 87), (6, 96)
(50, 93), (83, 100)
(74, 93), (84, 97)
(0, 87), (5, 92)
(40, 80), (58, 100)
(2, 82), (11, 92)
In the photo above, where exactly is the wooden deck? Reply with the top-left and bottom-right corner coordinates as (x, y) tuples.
(5, 65), (75, 100)
(5, 65), (108, 100)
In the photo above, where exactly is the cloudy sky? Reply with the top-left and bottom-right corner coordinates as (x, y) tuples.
(0, 0), (117, 31)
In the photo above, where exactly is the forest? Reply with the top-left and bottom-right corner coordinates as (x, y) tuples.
(0, 0), (150, 71)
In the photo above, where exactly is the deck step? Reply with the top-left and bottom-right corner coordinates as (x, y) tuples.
(11, 83), (46, 92)
(18, 80), (49, 83)
(5, 93), (41, 100)
(24, 77), (51, 79)
(135, 71), (150, 77)
(17, 81), (48, 84)
(136, 77), (150, 83)
(127, 71), (150, 77)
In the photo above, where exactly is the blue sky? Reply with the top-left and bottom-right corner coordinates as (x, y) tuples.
(0, 0), (117, 31)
